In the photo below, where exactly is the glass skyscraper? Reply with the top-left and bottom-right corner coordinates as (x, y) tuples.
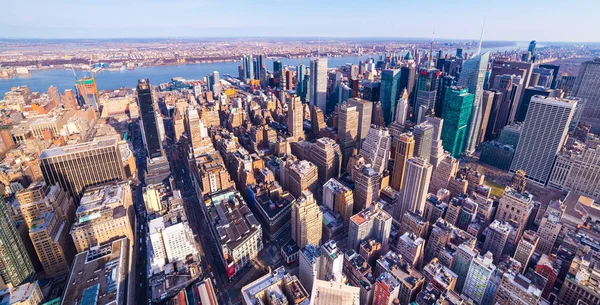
(379, 69), (401, 125)
(0, 197), (35, 286)
(457, 52), (490, 152)
(441, 87), (474, 158)
(137, 79), (163, 159)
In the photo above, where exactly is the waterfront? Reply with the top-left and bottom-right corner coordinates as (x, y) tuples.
(0, 43), (525, 94)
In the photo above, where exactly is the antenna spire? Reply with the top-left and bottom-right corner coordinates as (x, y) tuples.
(477, 18), (486, 56)
(429, 28), (435, 69)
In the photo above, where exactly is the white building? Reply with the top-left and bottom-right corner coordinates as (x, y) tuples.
(359, 125), (391, 174)
(148, 217), (198, 274)
(462, 251), (496, 304)
(399, 157), (433, 217)
(310, 58), (328, 112)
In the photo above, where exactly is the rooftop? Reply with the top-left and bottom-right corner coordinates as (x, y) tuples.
(39, 138), (118, 159)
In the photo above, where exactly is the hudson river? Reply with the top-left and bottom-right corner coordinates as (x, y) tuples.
(0, 43), (526, 94)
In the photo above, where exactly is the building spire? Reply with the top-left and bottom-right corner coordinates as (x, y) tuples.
(429, 28), (435, 69)
(477, 18), (486, 56)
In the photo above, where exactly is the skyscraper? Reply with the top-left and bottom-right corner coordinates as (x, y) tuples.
(412, 122), (434, 163)
(462, 252), (496, 304)
(0, 197), (35, 286)
(291, 190), (323, 249)
(309, 137), (342, 183)
(39, 138), (127, 200)
(348, 206), (392, 252)
(572, 58), (600, 132)
(137, 79), (163, 159)
(287, 95), (304, 141)
(347, 98), (373, 145)
(310, 58), (328, 112)
(458, 52), (490, 152)
(379, 69), (401, 125)
(29, 211), (74, 277)
(399, 157), (433, 217)
(441, 87), (474, 158)
(359, 126), (391, 174)
(323, 179), (354, 230)
(426, 116), (445, 169)
(297, 64), (307, 102)
(414, 68), (441, 122)
(338, 103), (359, 166)
(391, 132), (414, 192)
(510, 96), (577, 185)
(482, 220), (512, 263)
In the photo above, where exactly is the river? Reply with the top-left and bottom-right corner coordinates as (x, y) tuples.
(0, 43), (527, 94)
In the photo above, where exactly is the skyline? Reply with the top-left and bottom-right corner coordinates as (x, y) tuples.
(1, 0), (599, 42)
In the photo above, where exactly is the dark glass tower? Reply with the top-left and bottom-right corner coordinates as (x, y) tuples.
(441, 87), (474, 157)
(0, 197), (35, 286)
(379, 69), (401, 125)
(137, 79), (163, 159)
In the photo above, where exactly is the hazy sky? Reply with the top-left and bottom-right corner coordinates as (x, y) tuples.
(1, 0), (599, 42)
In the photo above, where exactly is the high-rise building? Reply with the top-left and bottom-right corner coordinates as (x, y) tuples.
(137, 79), (163, 159)
(185, 108), (212, 157)
(572, 58), (600, 132)
(389, 90), (409, 143)
(441, 86), (474, 158)
(494, 270), (543, 305)
(310, 279), (360, 305)
(412, 123), (434, 163)
(16, 181), (75, 228)
(458, 52), (490, 152)
(310, 58), (328, 112)
(0, 197), (35, 287)
(309, 138), (342, 183)
(495, 187), (535, 236)
(536, 200), (564, 254)
(352, 165), (381, 212)
(39, 138), (127, 200)
(428, 153), (458, 193)
(462, 252), (496, 304)
(241, 267), (309, 305)
(297, 64), (307, 101)
(148, 216), (198, 272)
(557, 74), (577, 96)
(482, 220), (512, 263)
(323, 179), (354, 231)
(348, 206), (392, 252)
(70, 182), (134, 252)
(292, 190), (323, 249)
(348, 98), (373, 145)
(396, 232), (425, 268)
(451, 243), (478, 293)
(515, 86), (559, 122)
(414, 68), (441, 122)
(548, 142), (600, 201)
(338, 103), (359, 166)
(28, 211), (74, 277)
(510, 96), (577, 185)
(390, 133), (414, 192)
(360, 126), (391, 174)
(379, 69), (401, 125)
(558, 251), (600, 305)
(534, 254), (560, 299)
(513, 230), (539, 271)
(75, 77), (99, 109)
(399, 157), (433, 217)
(287, 95), (304, 141)
(286, 160), (318, 199)
(426, 116), (445, 169)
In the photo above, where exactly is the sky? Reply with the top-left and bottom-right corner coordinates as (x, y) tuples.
(1, 0), (599, 42)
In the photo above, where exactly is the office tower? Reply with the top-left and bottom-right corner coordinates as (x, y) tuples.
(527, 40), (536, 54)
(320, 240), (345, 283)
(423, 194), (449, 225)
(422, 258), (458, 292)
(510, 169), (527, 193)
(399, 53), (417, 99)
(360, 126), (391, 174)
(412, 122), (433, 162)
(287, 160), (318, 199)
(376, 251), (425, 305)
(39, 138), (126, 201)
(352, 165), (381, 212)
(389, 89), (409, 145)
(310, 279), (360, 305)
(311, 105), (326, 138)
(557, 74), (577, 96)
(458, 52), (490, 152)
(426, 116), (445, 169)
(16, 181), (75, 228)
(241, 267), (309, 305)
(310, 58), (327, 112)
(28, 211), (74, 277)
(371, 101), (385, 127)
(185, 108), (212, 157)
(573, 58), (600, 131)
(536, 200), (564, 254)
(423, 219), (452, 264)
(549, 143), (600, 200)
(398, 157), (432, 217)
(441, 86), (474, 158)
(338, 103), (359, 166)
(243, 55), (254, 80)
(310, 138), (342, 183)
(495, 187), (534, 236)
(0, 197), (35, 286)
(482, 220), (511, 263)
(299, 244), (322, 293)
(451, 243), (478, 293)
(510, 96), (577, 185)
(292, 190), (323, 248)
(297, 64), (307, 101)
(398, 211), (429, 238)
(323, 179), (354, 230)
(390, 133), (414, 192)
(238, 64), (246, 82)
(137, 79), (163, 159)
(558, 252), (600, 305)
(75, 77), (99, 109)
(148, 218), (198, 272)
(462, 252), (496, 304)
(515, 86), (559, 122)
(534, 254), (560, 299)
(348, 206), (392, 252)
(414, 68), (441, 122)
(71, 182), (133, 252)
(477, 90), (495, 145)
(379, 69), (401, 125)
(287, 95), (304, 141)
(62, 89), (78, 109)
(444, 196), (477, 231)
(429, 153), (458, 193)
(347, 98), (373, 145)
(397, 232), (425, 268)
(513, 230), (538, 271)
